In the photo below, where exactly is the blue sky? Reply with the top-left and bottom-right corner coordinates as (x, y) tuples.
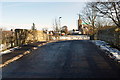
(1, 2), (86, 30)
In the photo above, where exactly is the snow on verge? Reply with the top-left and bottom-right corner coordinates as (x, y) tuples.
(92, 40), (120, 62)
(0, 46), (20, 56)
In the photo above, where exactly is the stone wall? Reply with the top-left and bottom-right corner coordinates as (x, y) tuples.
(0, 29), (49, 51)
(97, 27), (120, 49)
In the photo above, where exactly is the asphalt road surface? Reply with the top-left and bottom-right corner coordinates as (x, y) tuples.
(2, 40), (120, 78)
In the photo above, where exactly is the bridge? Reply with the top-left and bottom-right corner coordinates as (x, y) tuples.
(1, 39), (120, 79)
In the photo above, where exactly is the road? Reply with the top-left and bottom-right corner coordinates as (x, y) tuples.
(2, 40), (120, 78)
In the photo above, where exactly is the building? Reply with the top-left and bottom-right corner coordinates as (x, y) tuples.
(70, 15), (93, 35)
(82, 24), (93, 34)
(78, 14), (83, 34)
(77, 15), (93, 35)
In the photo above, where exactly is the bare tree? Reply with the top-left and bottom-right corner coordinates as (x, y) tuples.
(81, 2), (97, 33)
(92, 0), (120, 27)
(55, 18), (59, 32)
(52, 18), (61, 40)
(52, 18), (62, 32)
(95, 17), (114, 29)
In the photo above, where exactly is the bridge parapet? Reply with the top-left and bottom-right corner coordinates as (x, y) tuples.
(51, 35), (90, 40)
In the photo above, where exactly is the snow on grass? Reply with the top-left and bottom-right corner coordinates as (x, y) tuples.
(92, 40), (120, 62)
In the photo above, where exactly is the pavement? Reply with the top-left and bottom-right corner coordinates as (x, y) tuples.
(1, 40), (120, 79)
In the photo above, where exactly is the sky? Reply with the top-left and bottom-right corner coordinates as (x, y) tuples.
(0, 2), (87, 30)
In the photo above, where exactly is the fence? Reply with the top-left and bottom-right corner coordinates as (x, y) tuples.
(0, 29), (49, 51)
(97, 27), (120, 49)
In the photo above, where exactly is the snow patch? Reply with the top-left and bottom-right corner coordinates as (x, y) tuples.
(92, 40), (120, 62)
(0, 46), (19, 56)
